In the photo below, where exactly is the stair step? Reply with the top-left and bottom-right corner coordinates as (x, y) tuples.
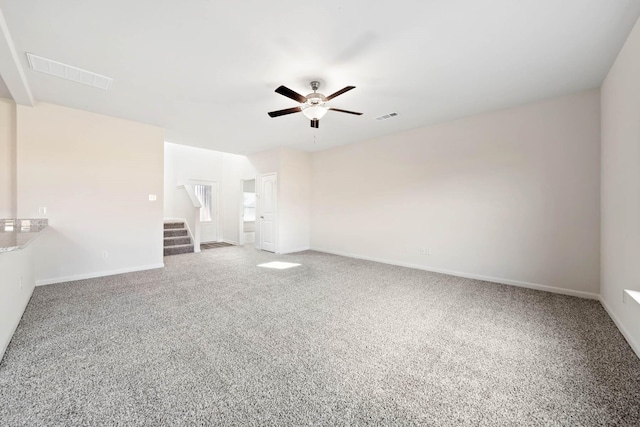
(164, 244), (194, 256)
(164, 236), (191, 246)
(164, 228), (188, 238)
(164, 222), (185, 230)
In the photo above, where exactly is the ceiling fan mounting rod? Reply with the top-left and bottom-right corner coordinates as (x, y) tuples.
(310, 81), (320, 92)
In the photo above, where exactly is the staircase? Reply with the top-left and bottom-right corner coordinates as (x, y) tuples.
(164, 221), (194, 256)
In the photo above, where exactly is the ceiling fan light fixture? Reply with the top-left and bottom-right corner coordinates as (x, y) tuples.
(302, 104), (328, 120)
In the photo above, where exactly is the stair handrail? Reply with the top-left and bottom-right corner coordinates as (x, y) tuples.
(177, 184), (202, 209)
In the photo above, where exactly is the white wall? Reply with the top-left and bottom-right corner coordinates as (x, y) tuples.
(16, 102), (165, 284)
(248, 147), (311, 254)
(164, 142), (256, 244)
(311, 89), (601, 297)
(601, 17), (640, 357)
(0, 97), (15, 217)
(172, 185), (201, 250)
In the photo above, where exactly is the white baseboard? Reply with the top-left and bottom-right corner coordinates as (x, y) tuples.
(36, 263), (165, 286)
(222, 239), (239, 245)
(311, 248), (599, 300)
(278, 247), (311, 255)
(599, 297), (640, 360)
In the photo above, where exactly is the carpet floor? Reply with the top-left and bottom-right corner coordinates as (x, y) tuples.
(1, 247), (639, 426)
(201, 242), (234, 250)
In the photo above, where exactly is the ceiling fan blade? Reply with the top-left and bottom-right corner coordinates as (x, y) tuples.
(268, 107), (302, 118)
(310, 119), (319, 128)
(325, 86), (356, 101)
(329, 108), (363, 115)
(275, 86), (307, 103)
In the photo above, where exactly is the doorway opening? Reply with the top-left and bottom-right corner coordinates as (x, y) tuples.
(241, 179), (256, 245)
(189, 180), (219, 243)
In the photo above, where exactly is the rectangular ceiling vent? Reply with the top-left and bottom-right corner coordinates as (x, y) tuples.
(376, 112), (398, 121)
(26, 53), (113, 90)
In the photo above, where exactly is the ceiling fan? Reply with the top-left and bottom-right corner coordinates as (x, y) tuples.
(268, 81), (363, 128)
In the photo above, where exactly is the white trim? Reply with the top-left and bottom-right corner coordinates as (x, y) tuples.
(311, 247), (599, 300)
(239, 179), (245, 246)
(176, 217), (199, 253)
(278, 247), (311, 255)
(222, 239), (239, 245)
(35, 263), (165, 286)
(599, 297), (640, 360)
(0, 9), (34, 105)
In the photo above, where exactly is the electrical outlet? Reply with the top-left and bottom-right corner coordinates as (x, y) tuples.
(38, 207), (47, 215)
(148, 194), (157, 201)
(102, 250), (109, 259)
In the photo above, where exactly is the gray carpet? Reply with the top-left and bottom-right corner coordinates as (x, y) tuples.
(1, 247), (639, 426)
(201, 242), (234, 250)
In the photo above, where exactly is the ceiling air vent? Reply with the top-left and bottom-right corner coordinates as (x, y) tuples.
(376, 112), (398, 121)
(26, 53), (113, 90)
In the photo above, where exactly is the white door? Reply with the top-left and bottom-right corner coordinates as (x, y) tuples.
(259, 173), (277, 252)
(192, 181), (219, 243)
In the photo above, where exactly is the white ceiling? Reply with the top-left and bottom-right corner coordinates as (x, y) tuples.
(1, 0), (639, 154)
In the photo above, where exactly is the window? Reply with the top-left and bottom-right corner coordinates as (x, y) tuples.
(243, 192), (256, 221)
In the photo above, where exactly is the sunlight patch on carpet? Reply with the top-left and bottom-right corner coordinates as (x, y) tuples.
(257, 261), (301, 269)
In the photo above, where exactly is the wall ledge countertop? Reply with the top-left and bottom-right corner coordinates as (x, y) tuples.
(0, 219), (48, 253)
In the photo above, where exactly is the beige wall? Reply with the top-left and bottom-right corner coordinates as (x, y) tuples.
(601, 17), (640, 357)
(0, 97), (15, 217)
(311, 89), (601, 297)
(279, 148), (311, 253)
(16, 102), (165, 284)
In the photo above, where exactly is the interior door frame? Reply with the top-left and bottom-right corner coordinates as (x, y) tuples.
(187, 179), (220, 243)
(257, 172), (277, 253)
(239, 176), (258, 246)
